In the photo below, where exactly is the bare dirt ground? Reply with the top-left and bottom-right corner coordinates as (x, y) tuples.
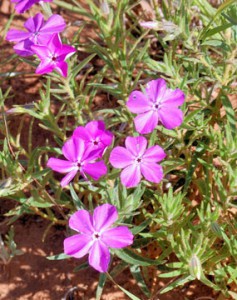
(0, 0), (226, 299)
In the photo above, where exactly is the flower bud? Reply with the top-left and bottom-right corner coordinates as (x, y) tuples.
(189, 254), (202, 280)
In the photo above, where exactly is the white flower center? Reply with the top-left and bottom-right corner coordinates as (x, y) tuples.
(93, 232), (100, 240)
(152, 102), (161, 111)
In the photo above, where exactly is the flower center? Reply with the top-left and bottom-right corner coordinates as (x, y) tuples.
(135, 157), (142, 164)
(152, 102), (160, 110)
(93, 140), (99, 146)
(77, 162), (82, 169)
(51, 56), (57, 62)
(93, 232), (100, 240)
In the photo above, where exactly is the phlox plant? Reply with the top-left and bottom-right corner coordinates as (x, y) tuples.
(1, 0), (237, 299)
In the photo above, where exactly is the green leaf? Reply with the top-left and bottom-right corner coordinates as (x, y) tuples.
(200, 0), (237, 40)
(221, 94), (236, 139)
(114, 248), (161, 266)
(130, 265), (151, 298)
(47, 253), (70, 260)
(96, 273), (107, 300)
(160, 275), (193, 293)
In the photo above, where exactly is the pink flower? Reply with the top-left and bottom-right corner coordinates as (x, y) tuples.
(31, 34), (76, 77)
(6, 13), (66, 57)
(109, 136), (166, 188)
(64, 204), (134, 272)
(127, 78), (185, 134)
(73, 120), (113, 156)
(47, 137), (107, 187)
(11, 0), (52, 14)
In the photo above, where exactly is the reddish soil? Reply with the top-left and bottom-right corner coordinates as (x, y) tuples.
(0, 1), (225, 299)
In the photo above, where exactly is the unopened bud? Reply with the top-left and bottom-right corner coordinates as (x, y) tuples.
(211, 222), (223, 238)
(139, 21), (159, 30)
(101, 1), (110, 15)
(189, 254), (202, 280)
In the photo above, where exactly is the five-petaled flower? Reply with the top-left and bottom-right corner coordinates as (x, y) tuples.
(109, 136), (166, 188)
(127, 78), (185, 134)
(64, 204), (134, 272)
(6, 13), (66, 57)
(11, 0), (52, 14)
(73, 120), (113, 157)
(47, 137), (107, 187)
(31, 34), (76, 77)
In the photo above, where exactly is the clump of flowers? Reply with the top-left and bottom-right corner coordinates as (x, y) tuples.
(127, 78), (185, 134)
(6, 13), (66, 57)
(64, 204), (134, 272)
(47, 121), (113, 187)
(7, 1), (76, 77)
(47, 137), (107, 187)
(109, 136), (166, 188)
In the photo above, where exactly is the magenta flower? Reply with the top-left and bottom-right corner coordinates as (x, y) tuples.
(73, 121), (113, 156)
(11, 0), (52, 14)
(47, 137), (107, 187)
(109, 136), (166, 188)
(6, 13), (66, 57)
(31, 34), (76, 77)
(127, 78), (185, 134)
(64, 204), (134, 272)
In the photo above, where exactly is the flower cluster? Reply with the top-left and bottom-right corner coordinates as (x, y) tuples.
(7, 1), (76, 77)
(47, 121), (113, 187)
(47, 79), (185, 272)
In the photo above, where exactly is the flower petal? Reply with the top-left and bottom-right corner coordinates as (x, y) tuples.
(89, 240), (110, 272)
(162, 88), (185, 106)
(109, 146), (133, 168)
(24, 13), (44, 32)
(85, 120), (105, 136)
(102, 227), (133, 248)
(47, 158), (76, 173)
(120, 164), (141, 188)
(134, 110), (158, 134)
(93, 204), (118, 232)
(83, 161), (107, 180)
(62, 138), (85, 162)
(6, 29), (30, 42)
(64, 234), (93, 258)
(14, 40), (34, 57)
(145, 78), (167, 102)
(158, 107), (183, 129)
(40, 14), (66, 34)
(69, 210), (94, 234)
(125, 136), (147, 157)
(140, 162), (163, 183)
(60, 169), (78, 187)
(35, 60), (55, 75)
(31, 44), (51, 59)
(55, 61), (68, 77)
(73, 126), (91, 141)
(143, 145), (166, 163)
(127, 91), (151, 114)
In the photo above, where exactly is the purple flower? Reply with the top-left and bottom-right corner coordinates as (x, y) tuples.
(73, 120), (113, 156)
(109, 136), (166, 188)
(6, 13), (66, 57)
(127, 78), (185, 134)
(64, 204), (134, 272)
(47, 137), (107, 187)
(31, 34), (76, 77)
(11, 0), (52, 14)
